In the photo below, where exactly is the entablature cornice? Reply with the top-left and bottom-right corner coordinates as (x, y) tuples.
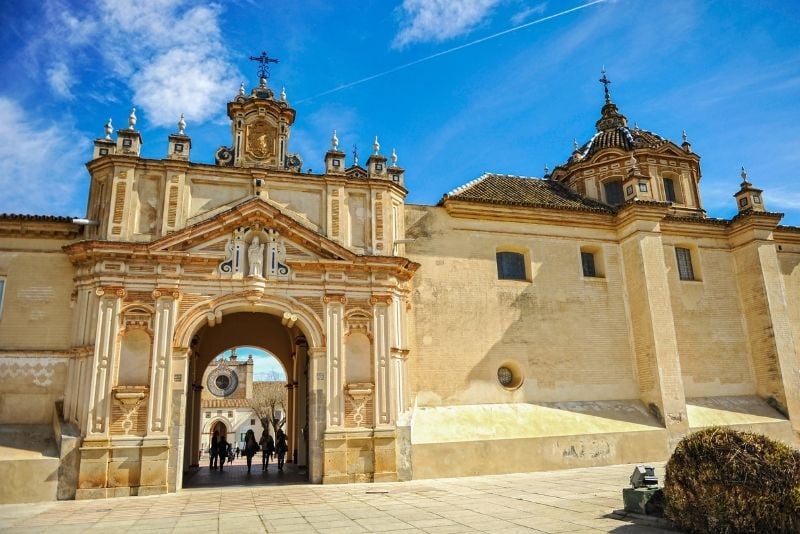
(443, 200), (616, 230)
(0, 219), (82, 240)
(86, 155), (408, 197)
(775, 226), (800, 246)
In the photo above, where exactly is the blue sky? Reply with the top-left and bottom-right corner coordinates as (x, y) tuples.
(1, 0), (799, 225)
(217, 346), (287, 382)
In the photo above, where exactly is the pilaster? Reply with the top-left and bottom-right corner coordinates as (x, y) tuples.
(324, 295), (346, 428)
(730, 213), (800, 438)
(371, 295), (393, 426)
(85, 287), (124, 437)
(617, 206), (689, 449)
(307, 346), (326, 484)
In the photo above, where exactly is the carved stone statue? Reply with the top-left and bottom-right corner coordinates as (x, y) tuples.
(247, 236), (265, 277)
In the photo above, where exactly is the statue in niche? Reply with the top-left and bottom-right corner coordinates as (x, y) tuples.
(247, 236), (265, 277)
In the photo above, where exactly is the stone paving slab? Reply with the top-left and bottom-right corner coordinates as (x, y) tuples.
(0, 461), (680, 533)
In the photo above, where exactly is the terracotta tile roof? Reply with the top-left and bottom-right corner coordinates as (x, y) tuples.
(441, 173), (613, 213)
(201, 398), (252, 409)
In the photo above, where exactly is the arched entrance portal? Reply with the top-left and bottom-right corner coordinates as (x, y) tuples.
(178, 306), (321, 488)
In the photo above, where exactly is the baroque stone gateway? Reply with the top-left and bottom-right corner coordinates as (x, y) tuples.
(1, 70), (799, 503)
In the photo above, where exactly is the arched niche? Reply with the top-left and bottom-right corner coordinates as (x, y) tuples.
(118, 329), (152, 386)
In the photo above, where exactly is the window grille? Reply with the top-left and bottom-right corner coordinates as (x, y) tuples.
(664, 178), (677, 202)
(604, 180), (624, 206)
(496, 252), (526, 280)
(676, 247), (695, 280)
(581, 252), (597, 277)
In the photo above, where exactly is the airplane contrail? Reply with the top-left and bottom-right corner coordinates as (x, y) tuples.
(295, 0), (607, 104)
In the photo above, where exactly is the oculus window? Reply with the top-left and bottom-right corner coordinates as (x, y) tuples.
(675, 247), (695, 281)
(496, 251), (527, 281)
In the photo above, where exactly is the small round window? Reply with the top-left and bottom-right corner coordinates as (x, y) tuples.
(498, 367), (514, 387)
(497, 361), (524, 390)
(215, 375), (230, 390)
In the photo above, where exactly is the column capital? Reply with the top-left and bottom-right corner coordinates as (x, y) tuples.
(152, 288), (181, 300)
(370, 294), (393, 306)
(323, 294), (347, 305)
(96, 286), (126, 298)
(308, 347), (326, 359)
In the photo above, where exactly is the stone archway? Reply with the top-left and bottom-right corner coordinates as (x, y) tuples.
(171, 295), (325, 490)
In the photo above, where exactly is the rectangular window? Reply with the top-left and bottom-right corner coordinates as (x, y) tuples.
(739, 197), (748, 207)
(664, 178), (677, 202)
(581, 252), (596, 277)
(496, 251), (527, 281)
(604, 181), (624, 206)
(227, 411), (233, 418)
(639, 182), (648, 192)
(675, 247), (695, 281)
(205, 412), (210, 419)
(250, 419), (255, 425)
(0, 277), (5, 318)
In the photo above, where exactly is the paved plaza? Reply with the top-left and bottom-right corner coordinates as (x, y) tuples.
(0, 461), (677, 533)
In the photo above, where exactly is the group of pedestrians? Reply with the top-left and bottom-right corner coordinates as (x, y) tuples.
(209, 428), (288, 474)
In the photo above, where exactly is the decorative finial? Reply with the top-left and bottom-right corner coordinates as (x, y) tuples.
(249, 51), (279, 81)
(373, 136), (380, 155)
(543, 163), (550, 176)
(280, 87), (286, 102)
(391, 148), (398, 167)
(128, 107), (137, 129)
(178, 113), (186, 135)
(740, 166), (750, 185)
(599, 67), (612, 103)
(353, 144), (359, 166)
(682, 129), (688, 143)
(104, 118), (113, 139)
(633, 121), (639, 130)
(239, 82), (245, 96)
(331, 129), (339, 150)
(573, 138), (579, 151)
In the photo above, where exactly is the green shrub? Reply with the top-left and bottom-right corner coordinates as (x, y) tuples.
(664, 427), (800, 533)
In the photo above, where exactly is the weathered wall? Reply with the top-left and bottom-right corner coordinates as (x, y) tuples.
(778, 247), (800, 371)
(404, 205), (638, 406)
(662, 240), (755, 397)
(0, 238), (74, 424)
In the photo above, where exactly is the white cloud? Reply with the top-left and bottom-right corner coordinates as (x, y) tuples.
(30, 1), (241, 128)
(511, 3), (547, 25)
(0, 97), (87, 215)
(46, 63), (74, 99)
(393, 0), (502, 49)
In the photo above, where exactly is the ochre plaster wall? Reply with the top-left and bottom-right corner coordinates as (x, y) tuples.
(404, 205), (638, 406)
(662, 241), (755, 397)
(779, 248), (800, 369)
(0, 243), (75, 350)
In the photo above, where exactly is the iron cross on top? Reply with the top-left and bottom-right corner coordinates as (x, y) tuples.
(249, 51), (279, 80)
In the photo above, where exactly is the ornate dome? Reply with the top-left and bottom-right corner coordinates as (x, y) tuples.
(576, 101), (668, 160)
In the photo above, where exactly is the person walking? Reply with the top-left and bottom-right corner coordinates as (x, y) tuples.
(218, 434), (229, 471)
(259, 429), (275, 471)
(244, 429), (259, 473)
(275, 429), (288, 471)
(209, 430), (219, 470)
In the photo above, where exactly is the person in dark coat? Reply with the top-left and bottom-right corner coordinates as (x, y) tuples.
(209, 430), (219, 470)
(259, 429), (275, 471)
(218, 434), (229, 470)
(243, 429), (259, 473)
(275, 429), (288, 471)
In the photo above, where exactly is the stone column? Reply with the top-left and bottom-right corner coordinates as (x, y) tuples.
(617, 206), (689, 451)
(307, 346), (327, 483)
(730, 214), (800, 437)
(296, 342), (309, 468)
(169, 347), (190, 492)
(286, 382), (296, 462)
